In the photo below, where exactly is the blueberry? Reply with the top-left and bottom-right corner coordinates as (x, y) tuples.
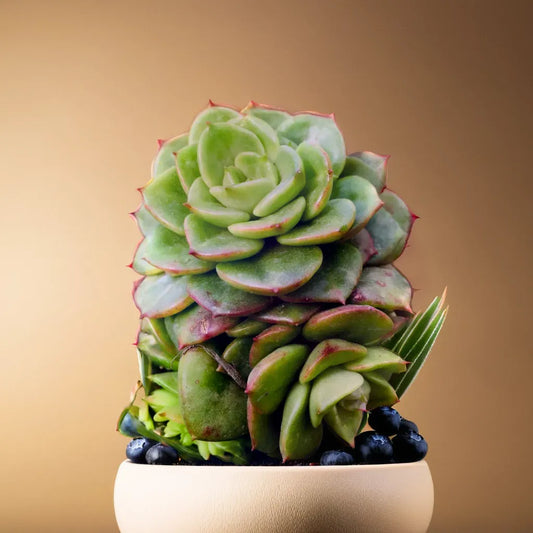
(398, 418), (419, 434)
(126, 437), (158, 464)
(320, 450), (354, 466)
(145, 443), (179, 465)
(119, 412), (141, 437)
(354, 431), (394, 464)
(368, 407), (401, 436)
(392, 431), (428, 462)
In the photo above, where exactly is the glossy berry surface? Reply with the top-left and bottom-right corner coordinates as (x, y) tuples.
(368, 406), (401, 436)
(145, 443), (179, 465)
(398, 418), (419, 434)
(320, 450), (354, 466)
(392, 431), (428, 462)
(126, 437), (157, 464)
(354, 431), (394, 464)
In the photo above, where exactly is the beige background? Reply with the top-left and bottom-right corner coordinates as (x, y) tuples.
(1, 0), (531, 531)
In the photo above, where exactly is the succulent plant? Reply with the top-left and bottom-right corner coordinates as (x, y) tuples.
(118, 101), (447, 464)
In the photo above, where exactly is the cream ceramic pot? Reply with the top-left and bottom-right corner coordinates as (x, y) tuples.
(114, 460), (433, 532)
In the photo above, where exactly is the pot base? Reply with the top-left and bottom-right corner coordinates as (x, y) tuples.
(114, 460), (433, 533)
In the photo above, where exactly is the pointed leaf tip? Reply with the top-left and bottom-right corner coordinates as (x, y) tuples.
(157, 139), (166, 149)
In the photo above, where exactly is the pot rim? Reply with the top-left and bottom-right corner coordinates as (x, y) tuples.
(119, 459), (428, 471)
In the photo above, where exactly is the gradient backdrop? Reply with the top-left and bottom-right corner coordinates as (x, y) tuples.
(1, 1), (532, 531)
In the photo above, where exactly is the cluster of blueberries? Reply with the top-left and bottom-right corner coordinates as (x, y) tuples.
(125, 407), (427, 466)
(320, 406), (428, 466)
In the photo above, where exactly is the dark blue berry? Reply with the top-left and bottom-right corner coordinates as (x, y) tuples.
(320, 450), (354, 466)
(392, 431), (428, 462)
(398, 418), (419, 434)
(368, 407), (401, 436)
(126, 437), (158, 464)
(354, 431), (394, 464)
(145, 443), (179, 465)
(119, 412), (141, 437)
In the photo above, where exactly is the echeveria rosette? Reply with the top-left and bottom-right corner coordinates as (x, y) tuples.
(118, 101), (447, 465)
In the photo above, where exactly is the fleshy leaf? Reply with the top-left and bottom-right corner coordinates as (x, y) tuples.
(246, 344), (309, 414)
(227, 319), (269, 338)
(184, 214), (263, 262)
(242, 102), (291, 130)
(228, 197), (305, 239)
(277, 199), (355, 246)
(142, 225), (214, 275)
(279, 113), (346, 178)
(302, 304), (394, 344)
(186, 178), (250, 228)
(165, 304), (238, 348)
(189, 106), (241, 144)
(309, 367), (365, 428)
(131, 239), (163, 275)
(297, 142), (333, 221)
(280, 382), (323, 461)
(247, 400), (281, 456)
(239, 115), (280, 160)
(332, 175), (383, 234)
(133, 274), (193, 318)
(350, 265), (413, 313)
(341, 152), (388, 192)
(253, 303), (320, 326)
(282, 242), (362, 304)
(197, 123), (264, 187)
(234, 152), (278, 184)
(151, 134), (188, 178)
(142, 167), (189, 235)
(364, 371), (399, 409)
(324, 405), (365, 446)
(150, 371), (179, 395)
(187, 272), (271, 317)
(249, 324), (300, 367)
(210, 178), (274, 213)
(179, 346), (247, 440)
(195, 439), (249, 465)
(176, 143), (200, 193)
(351, 228), (378, 264)
(137, 331), (179, 370)
(253, 146), (305, 217)
(216, 244), (323, 295)
(141, 317), (177, 356)
(221, 337), (253, 380)
(299, 339), (367, 383)
(344, 347), (407, 374)
(133, 204), (160, 236)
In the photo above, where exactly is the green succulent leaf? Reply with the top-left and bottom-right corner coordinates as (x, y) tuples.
(302, 304), (394, 345)
(141, 317), (177, 356)
(228, 197), (305, 239)
(151, 134), (189, 178)
(364, 371), (399, 409)
(149, 371), (179, 394)
(137, 331), (179, 370)
(197, 122), (265, 187)
(195, 439), (249, 465)
(341, 152), (388, 192)
(179, 346), (247, 440)
(165, 304), (238, 348)
(187, 271), (271, 317)
(278, 113), (346, 178)
(142, 167), (189, 236)
(323, 405), (365, 446)
(131, 239), (163, 275)
(133, 274), (193, 319)
(239, 115), (280, 160)
(280, 382), (323, 461)
(351, 228), (377, 264)
(184, 214), (263, 262)
(189, 105), (242, 144)
(216, 244), (323, 296)
(186, 178), (250, 227)
(249, 324), (301, 367)
(221, 337), (253, 380)
(350, 264), (413, 313)
(331, 175), (383, 234)
(226, 318), (269, 338)
(133, 204), (161, 236)
(242, 102), (291, 130)
(297, 142), (334, 221)
(247, 400), (281, 456)
(246, 344), (309, 414)
(176, 143), (200, 193)
(253, 303), (320, 326)
(344, 346), (407, 374)
(299, 339), (367, 383)
(253, 146), (305, 217)
(308, 368), (365, 428)
(142, 225), (214, 275)
(277, 198), (355, 246)
(282, 242), (362, 304)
